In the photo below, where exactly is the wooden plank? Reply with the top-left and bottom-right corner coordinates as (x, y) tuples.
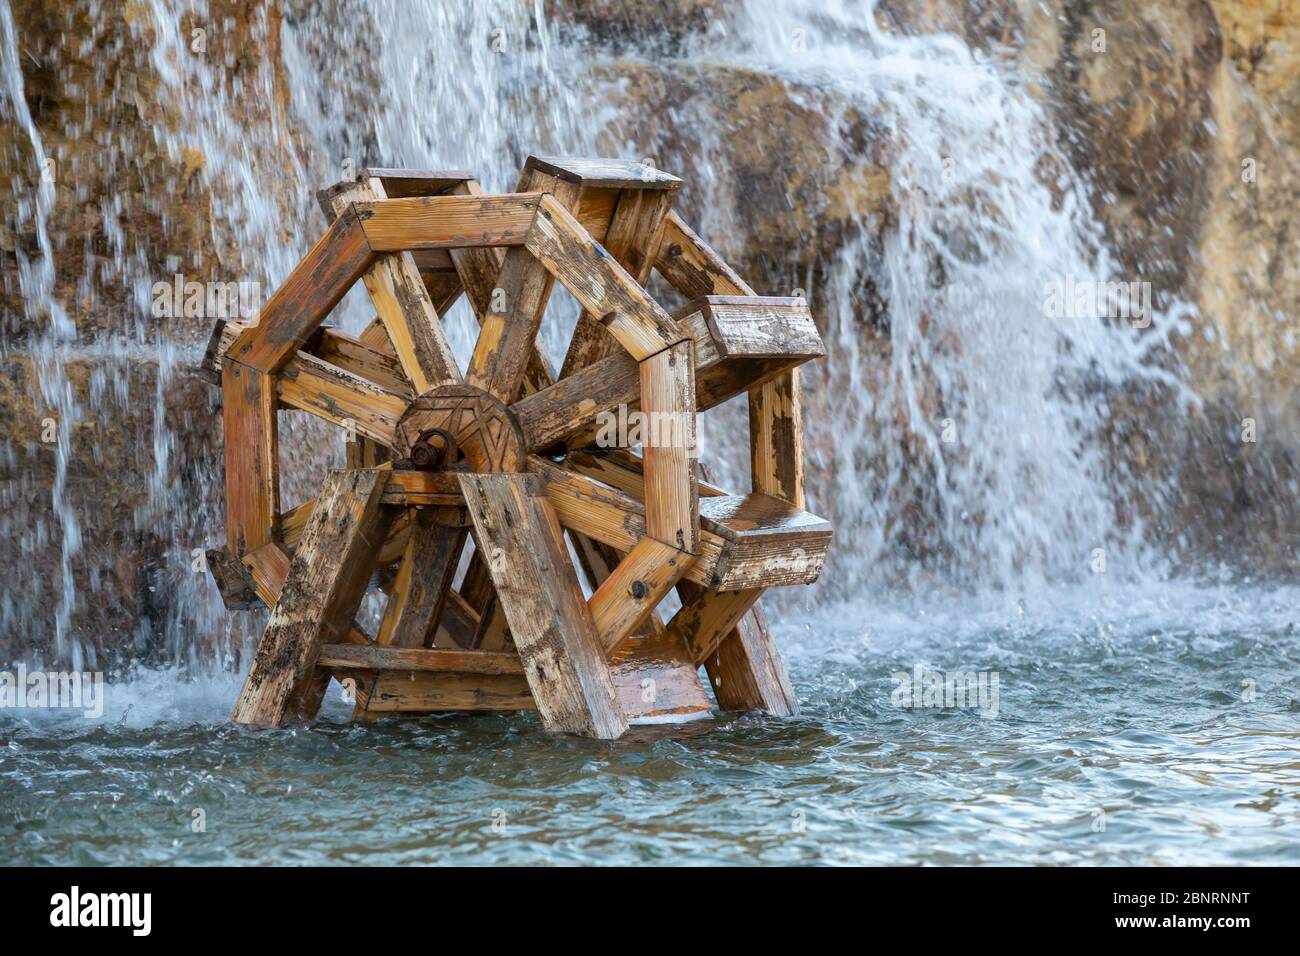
(380, 470), (463, 506)
(231, 469), (393, 726)
(695, 296), (823, 360)
(277, 351), (406, 446)
(588, 536), (690, 654)
(240, 540), (371, 646)
(700, 493), (831, 590)
(653, 210), (755, 299)
(324, 179), (460, 395)
(750, 368), (804, 507)
(318, 644), (523, 675)
(559, 187), (674, 377)
(525, 194), (684, 361)
(523, 155), (681, 191)
(374, 508), (465, 648)
(458, 473), (627, 738)
(222, 362), (278, 555)
(701, 597), (798, 716)
(607, 628), (714, 723)
(364, 671), (534, 713)
(355, 193), (542, 252)
(640, 340), (699, 553)
(205, 545), (261, 610)
(465, 245), (555, 402)
(312, 328), (412, 398)
(566, 447), (728, 499)
(665, 587), (763, 666)
(362, 167), (474, 198)
(227, 210), (375, 374)
(434, 590), (481, 649)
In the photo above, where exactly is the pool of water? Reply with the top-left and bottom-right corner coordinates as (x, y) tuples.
(3, 581), (1297, 865)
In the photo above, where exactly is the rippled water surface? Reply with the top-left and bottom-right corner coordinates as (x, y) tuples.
(3, 582), (1297, 866)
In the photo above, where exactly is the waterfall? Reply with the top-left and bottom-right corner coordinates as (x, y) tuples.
(1, 0), (1204, 670)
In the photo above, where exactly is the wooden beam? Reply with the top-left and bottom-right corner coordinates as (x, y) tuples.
(640, 340), (699, 553)
(323, 179), (460, 396)
(701, 597), (798, 716)
(525, 193), (684, 361)
(458, 473), (627, 739)
(465, 245), (555, 402)
(363, 671), (534, 713)
(361, 167), (474, 198)
(588, 536), (690, 654)
(226, 210), (375, 374)
(559, 186), (674, 377)
(276, 351), (407, 447)
(653, 210), (755, 299)
(312, 327), (412, 398)
(374, 508), (465, 649)
(522, 155), (682, 191)
(231, 469), (393, 726)
(750, 369), (805, 507)
(317, 644), (523, 676)
(355, 193), (542, 252)
(666, 587), (763, 666)
(222, 362), (278, 555)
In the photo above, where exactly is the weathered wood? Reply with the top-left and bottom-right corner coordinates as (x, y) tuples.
(362, 167), (475, 198)
(380, 470), (463, 506)
(701, 596), (798, 716)
(323, 179), (461, 396)
(654, 210), (755, 299)
(565, 447), (727, 500)
(318, 643), (523, 676)
(277, 350), (407, 447)
(608, 628), (714, 723)
(750, 369), (804, 507)
(700, 493), (832, 590)
(525, 194), (684, 361)
(588, 536), (690, 653)
(240, 540), (371, 646)
(559, 187), (674, 377)
(222, 362), (278, 555)
(311, 327), (412, 398)
(434, 590), (481, 649)
(364, 671), (534, 713)
(471, 594), (511, 651)
(666, 587), (763, 666)
(511, 298), (821, 453)
(205, 545), (261, 609)
(640, 340), (699, 553)
(458, 473), (627, 738)
(465, 246), (555, 402)
(356, 193), (542, 252)
(231, 469), (392, 726)
(227, 210), (375, 374)
(523, 155), (682, 191)
(374, 508), (465, 649)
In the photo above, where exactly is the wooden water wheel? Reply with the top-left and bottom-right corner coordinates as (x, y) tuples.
(202, 156), (832, 739)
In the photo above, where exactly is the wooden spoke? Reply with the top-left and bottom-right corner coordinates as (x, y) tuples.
(322, 179), (460, 395)
(277, 350), (407, 446)
(665, 586), (763, 667)
(458, 473), (627, 739)
(653, 210), (755, 299)
(465, 246), (555, 402)
(700, 596), (798, 717)
(588, 536), (690, 655)
(318, 644), (524, 676)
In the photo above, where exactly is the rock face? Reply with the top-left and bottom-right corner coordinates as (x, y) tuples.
(2, 0), (1297, 665)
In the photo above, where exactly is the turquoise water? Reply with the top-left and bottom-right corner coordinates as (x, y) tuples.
(3, 582), (1297, 865)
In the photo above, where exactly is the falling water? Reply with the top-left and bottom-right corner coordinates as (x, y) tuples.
(2, 0), (1207, 664)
